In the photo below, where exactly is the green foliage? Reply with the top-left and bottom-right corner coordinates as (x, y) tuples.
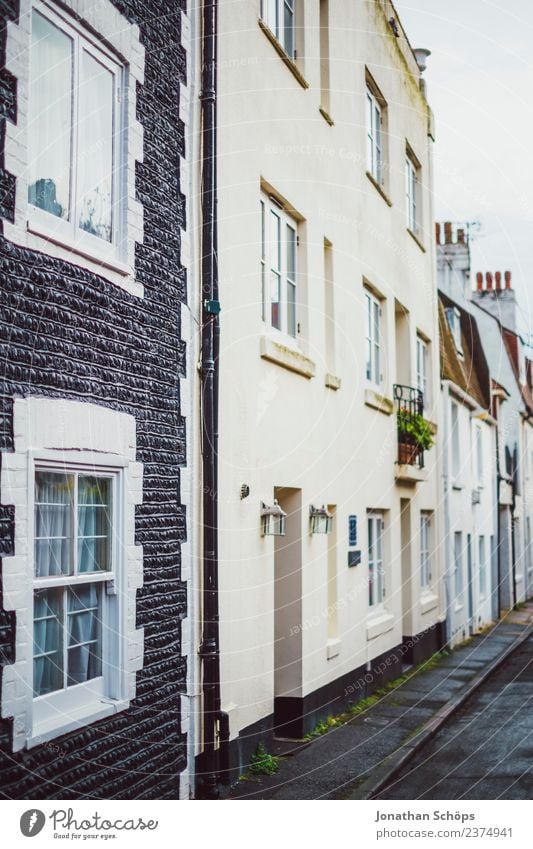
(248, 742), (279, 775)
(397, 408), (435, 451)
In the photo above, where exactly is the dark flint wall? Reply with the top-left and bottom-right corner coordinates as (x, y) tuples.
(0, 0), (188, 799)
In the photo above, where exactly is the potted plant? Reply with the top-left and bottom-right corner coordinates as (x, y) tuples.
(397, 407), (435, 465)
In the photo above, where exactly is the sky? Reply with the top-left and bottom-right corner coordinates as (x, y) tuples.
(394, 0), (533, 344)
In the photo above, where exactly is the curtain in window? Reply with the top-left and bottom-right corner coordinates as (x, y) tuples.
(78, 476), (111, 573)
(33, 589), (63, 696)
(67, 584), (102, 685)
(35, 472), (73, 577)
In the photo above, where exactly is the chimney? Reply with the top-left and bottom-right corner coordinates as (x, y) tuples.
(435, 222), (441, 245)
(444, 222), (452, 244)
(457, 228), (465, 244)
(471, 269), (518, 332)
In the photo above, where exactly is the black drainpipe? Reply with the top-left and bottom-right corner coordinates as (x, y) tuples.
(199, 0), (222, 800)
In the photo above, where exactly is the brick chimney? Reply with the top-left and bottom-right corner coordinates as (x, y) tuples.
(470, 270), (518, 332)
(436, 221), (471, 302)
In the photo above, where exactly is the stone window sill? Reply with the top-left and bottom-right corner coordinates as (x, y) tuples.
(407, 227), (426, 253)
(319, 106), (334, 126)
(258, 19), (309, 90)
(366, 171), (393, 207)
(364, 387), (394, 415)
(367, 611), (395, 641)
(420, 593), (439, 615)
(327, 638), (341, 660)
(260, 334), (316, 378)
(325, 372), (341, 390)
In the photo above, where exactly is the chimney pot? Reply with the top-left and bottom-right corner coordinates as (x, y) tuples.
(435, 222), (441, 245)
(476, 272), (483, 291)
(495, 271), (502, 290)
(444, 222), (452, 244)
(486, 272), (493, 290)
(505, 270), (512, 289)
(457, 228), (465, 244)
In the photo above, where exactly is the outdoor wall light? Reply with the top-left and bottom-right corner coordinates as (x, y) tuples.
(261, 500), (287, 536)
(309, 505), (333, 535)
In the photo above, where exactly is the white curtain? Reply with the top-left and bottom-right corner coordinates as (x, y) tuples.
(67, 584), (102, 685)
(35, 472), (72, 578)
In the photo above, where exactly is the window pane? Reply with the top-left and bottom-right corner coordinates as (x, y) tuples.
(284, 0), (295, 56)
(33, 588), (63, 696)
(287, 281), (296, 337)
(67, 584), (102, 686)
(28, 11), (73, 220)
(78, 50), (114, 242)
(78, 476), (112, 573)
(35, 472), (73, 577)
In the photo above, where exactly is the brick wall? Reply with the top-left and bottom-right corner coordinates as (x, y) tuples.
(0, 0), (188, 799)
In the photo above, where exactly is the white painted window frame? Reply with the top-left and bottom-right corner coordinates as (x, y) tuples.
(478, 534), (487, 598)
(366, 86), (383, 184)
(453, 531), (464, 608)
(3, 0), (145, 298)
(420, 512), (432, 589)
(27, 3), (123, 265)
(451, 400), (461, 482)
(405, 151), (419, 233)
(416, 334), (429, 409)
(368, 512), (385, 608)
(261, 0), (295, 58)
(261, 193), (298, 341)
(1, 398), (144, 751)
(446, 306), (464, 357)
(365, 288), (382, 387)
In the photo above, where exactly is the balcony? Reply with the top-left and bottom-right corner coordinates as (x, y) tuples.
(393, 384), (432, 483)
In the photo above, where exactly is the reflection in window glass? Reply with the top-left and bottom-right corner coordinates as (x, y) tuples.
(78, 51), (114, 242)
(28, 11), (73, 220)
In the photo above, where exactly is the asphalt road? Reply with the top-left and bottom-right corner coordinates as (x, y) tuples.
(377, 634), (533, 800)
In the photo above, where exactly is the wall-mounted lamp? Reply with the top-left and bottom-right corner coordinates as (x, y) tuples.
(261, 500), (286, 536)
(240, 484), (250, 499)
(309, 505), (333, 535)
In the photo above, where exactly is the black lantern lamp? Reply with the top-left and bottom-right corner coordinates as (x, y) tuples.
(309, 505), (333, 534)
(261, 500), (287, 536)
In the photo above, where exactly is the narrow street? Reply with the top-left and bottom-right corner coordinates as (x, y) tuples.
(377, 634), (533, 800)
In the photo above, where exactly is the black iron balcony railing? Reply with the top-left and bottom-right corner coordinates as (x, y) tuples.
(393, 383), (425, 469)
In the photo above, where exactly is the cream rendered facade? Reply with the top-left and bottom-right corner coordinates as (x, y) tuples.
(216, 1), (444, 769)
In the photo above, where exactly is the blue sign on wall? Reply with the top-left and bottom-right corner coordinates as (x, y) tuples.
(348, 515), (357, 547)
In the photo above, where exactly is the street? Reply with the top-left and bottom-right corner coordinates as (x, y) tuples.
(377, 635), (533, 800)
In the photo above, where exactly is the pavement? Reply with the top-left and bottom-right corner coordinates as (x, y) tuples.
(229, 602), (533, 800)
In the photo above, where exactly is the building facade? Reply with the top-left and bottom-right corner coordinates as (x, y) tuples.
(0, 0), (192, 798)
(214, 0), (445, 782)
(436, 226), (497, 644)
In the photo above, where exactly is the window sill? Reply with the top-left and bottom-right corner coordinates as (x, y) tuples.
(367, 611), (395, 641)
(29, 697), (129, 748)
(364, 387), (394, 415)
(325, 372), (341, 390)
(366, 171), (393, 207)
(260, 334), (316, 379)
(327, 637), (341, 660)
(25, 219), (142, 298)
(319, 106), (334, 126)
(395, 463), (428, 485)
(258, 19), (309, 90)
(407, 227), (426, 253)
(420, 592), (439, 615)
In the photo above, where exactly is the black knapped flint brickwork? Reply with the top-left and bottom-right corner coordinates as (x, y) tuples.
(0, 0), (188, 799)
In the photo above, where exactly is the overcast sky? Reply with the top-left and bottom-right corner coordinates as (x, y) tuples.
(394, 0), (533, 343)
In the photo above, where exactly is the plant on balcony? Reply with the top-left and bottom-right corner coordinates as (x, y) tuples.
(397, 407), (435, 464)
